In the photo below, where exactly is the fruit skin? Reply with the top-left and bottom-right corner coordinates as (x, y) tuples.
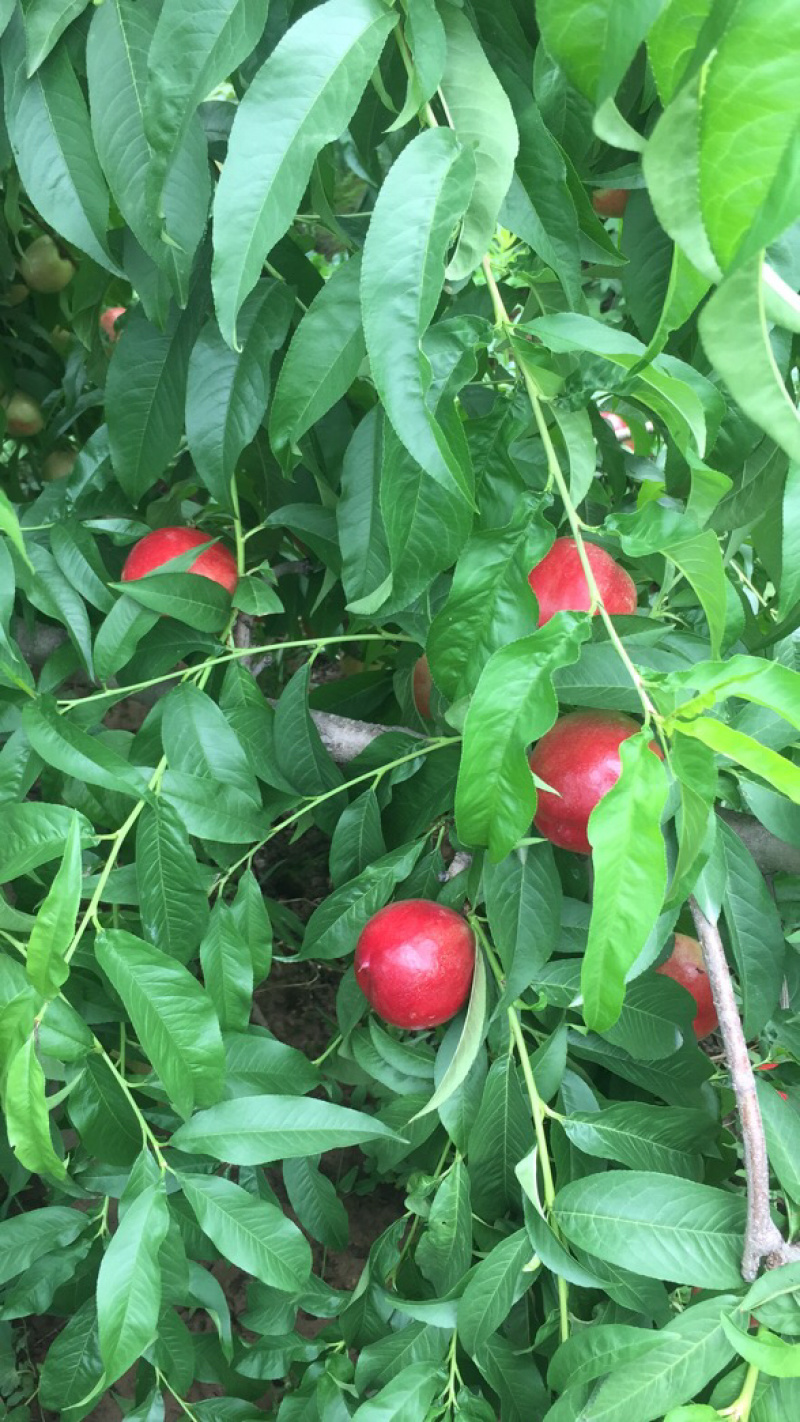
(19, 235), (75, 293)
(355, 899), (476, 1029)
(4, 391), (44, 437)
(592, 188), (629, 218)
(100, 306), (126, 342)
(530, 710), (661, 855)
(656, 934), (718, 1040)
(41, 449), (77, 481)
(528, 537), (637, 627)
(121, 526), (238, 595)
(413, 655), (433, 718)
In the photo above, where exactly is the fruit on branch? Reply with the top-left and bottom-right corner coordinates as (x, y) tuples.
(656, 934), (718, 1039)
(755, 1062), (787, 1100)
(413, 655), (433, 718)
(528, 537), (637, 626)
(100, 306), (126, 342)
(530, 710), (661, 854)
(41, 449), (76, 481)
(600, 408), (633, 450)
(4, 391), (44, 437)
(121, 526), (239, 595)
(355, 899), (476, 1029)
(592, 188), (629, 218)
(19, 235), (75, 293)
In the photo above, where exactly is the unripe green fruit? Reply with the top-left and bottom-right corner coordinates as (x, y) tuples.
(42, 449), (76, 481)
(4, 391), (44, 437)
(19, 235), (75, 294)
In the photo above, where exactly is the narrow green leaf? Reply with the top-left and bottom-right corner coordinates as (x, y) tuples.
(179, 1173), (312, 1291)
(200, 902), (254, 1033)
(5, 1036), (67, 1179)
(163, 683), (260, 805)
(721, 1313), (800, 1380)
(300, 841), (426, 962)
(0, 1205), (86, 1287)
(97, 1180), (170, 1385)
(187, 281), (294, 508)
(756, 1079), (800, 1207)
(112, 571), (231, 631)
(647, 0), (714, 103)
(21, 0), (88, 74)
(95, 929), (225, 1119)
(351, 1362), (444, 1420)
(67, 1055), (142, 1166)
(699, 259), (800, 466)
(379, 420), (473, 614)
(562, 1102), (709, 1178)
(170, 1093), (401, 1163)
(440, 5), (518, 280)
(455, 613), (591, 861)
(675, 718), (800, 805)
(23, 698), (150, 801)
(212, 0), (396, 346)
(412, 949), (486, 1120)
(25, 812), (82, 999)
(38, 1299), (104, 1418)
(283, 1156), (349, 1251)
(270, 256), (365, 461)
(468, 1055), (534, 1219)
(416, 1161), (472, 1296)
(136, 798), (210, 964)
(554, 1172), (747, 1289)
(0, 802), (95, 882)
(720, 821), (785, 1037)
(457, 1229), (531, 1357)
(483, 842), (562, 1009)
(536, 0), (667, 104)
(361, 127), (476, 504)
(94, 595), (160, 682)
(582, 735), (669, 1031)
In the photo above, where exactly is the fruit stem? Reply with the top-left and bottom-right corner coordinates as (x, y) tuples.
(471, 919), (570, 1342)
(481, 253), (659, 730)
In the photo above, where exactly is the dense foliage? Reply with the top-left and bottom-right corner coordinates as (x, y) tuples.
(1, 0), (800, 1418)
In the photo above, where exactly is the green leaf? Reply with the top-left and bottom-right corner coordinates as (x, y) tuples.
(38, 1299), (104, 1420)
(179, 1173), (311, 1292)
(721, 1314), (800, 1380)
(97, 1179), (170, 1385)
(5, 1036), (66, 1179)
(647, 0), (714, 103)
(67, 1054), (142, 1166)
(584, 1295), (739, 1422)
(412, 948), (486, 1120)
(361, 126), (476, 504)
(351, 1362), (444, 1421)
(136, 798), (209, 965)
(582, 734), (669, 1031)
(562, 1102), (709, 1179)
(87, 0), (209, 302)
(162, 770), (272, 843)
(667, 733), (718, 909)
(388, 0), (445, 132)
(719, 821), (785, 1037)
(548, 1323), (663, 1396)
(212, 0), (396, 346)
(186, 280), (294, 508)
(755, 1079), (800, 1207)
(94, 595), (160, 682)
(675, 717), (800, 806)
(170, 1093), (401, 1163)
(483, 842), (562, 1009)
(0, 488), (32, 569)
(200, 902), (254, 1033)
(329, 788), (386, 888)
(25, 811), (82, 999)
(283, 1156), (349, 1251)
(439, 5), (517, 281)
(301, 841), (426, 961)
(95, 929), (225, 1119)
(273, 662), (344, 801)
(163, 683), (260, 804)
(0, 802), (95, 882)
(336, 407), (392, 611)
(379, 420), (473, 613)
(231, 869), (272, 983)
(416, 1160), (472, 1295)
(222, 1031), (319, 1099)
(670, 654), (800, 730)
(2, 9), (116, 270)
(23, 697), (149, 800)
(699, 0), (800, 270)
(0, 1205), (86, 1287)
(23, 541), (95, 677)
(554, 1172), (747, 1289)
(113, 571), (231, 631)
(50, 520), (115, 614)
(468, 1055), (534, 1219)
(106, 305), (202, 503)
(270, 256), (366, 461)
(427, 505), (545, 701)
(22, 0), (88, 73)
(601, 973), (694, 1062)
(456, 613), (591, 860)
(699, 259), (800, 465)
(144, 0), (270, 214)
(457, 1229), (532, 1357)
(536, 0), (667, 104)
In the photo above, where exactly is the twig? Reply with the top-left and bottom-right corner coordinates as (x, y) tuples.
(689, 896), (800, 1280)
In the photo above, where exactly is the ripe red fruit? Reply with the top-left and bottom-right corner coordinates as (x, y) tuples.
(4, 391), (44, 437)
(528, 537), (637, 627)
(100, 306), (126, 342)
(19, 235), (75, 293)
(355, 900), (476, 1029)
(592, 188), (629, 218)
(530, 710), (661, 855)
(755, 1063), (787, 1100)
(413, 655), (433, 718)
(121, 526), (238, 595)
(656, 934), (718, 1040)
